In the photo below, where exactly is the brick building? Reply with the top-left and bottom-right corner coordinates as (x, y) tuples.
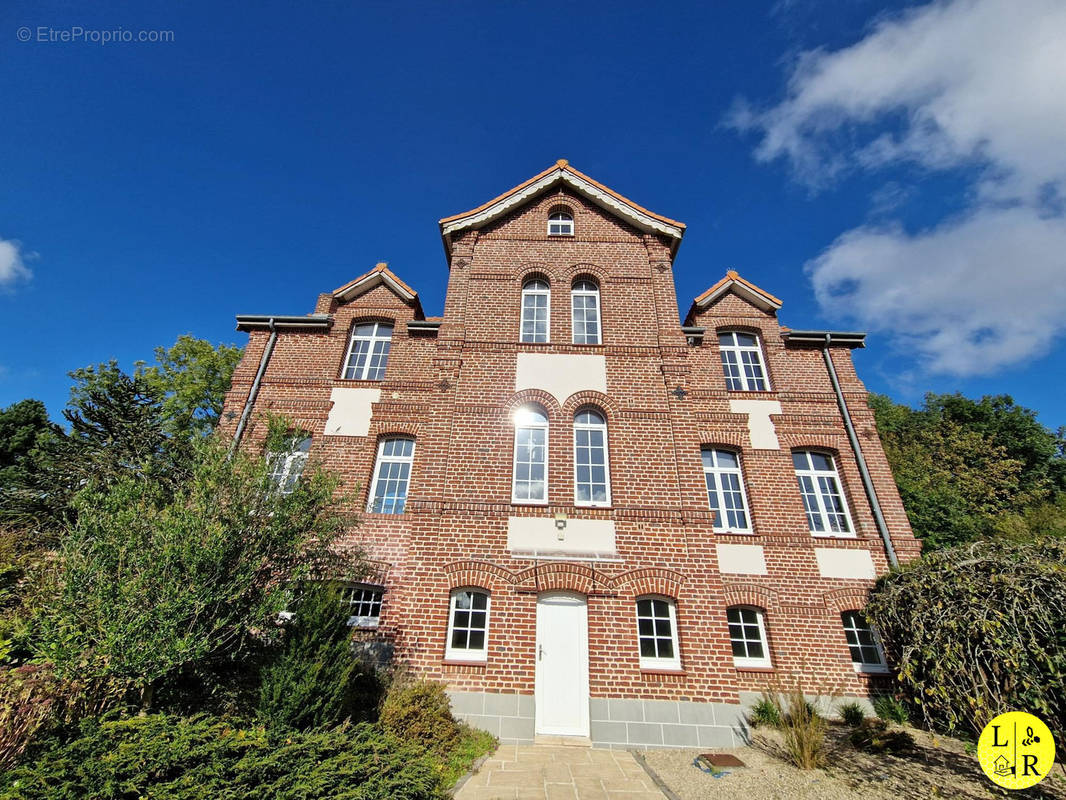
(219, 161), (921, 748)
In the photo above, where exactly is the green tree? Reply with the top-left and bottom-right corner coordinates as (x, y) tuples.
(136, 335), (243, 440)
(0, 400), (59, 485)
(29, 436), (357, 712)
(869, 393), (1064, 549)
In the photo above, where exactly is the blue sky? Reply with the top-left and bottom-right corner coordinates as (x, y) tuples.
(2, 0), (1064, 430)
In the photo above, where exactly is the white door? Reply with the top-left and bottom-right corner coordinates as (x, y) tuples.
(535, 591), (590, 736)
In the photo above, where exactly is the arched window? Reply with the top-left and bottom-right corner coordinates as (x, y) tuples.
(548, 211), (574, 236)
(571, 279), (601, 345)
(840, 611), (887, 672)
(512, 404), (549, 503)
(343, 321), (393, 380)
(367, 437), (415, 514)
(701, 448), (752, 532)
(792, 450), (854, 536)
(268, 434), (311, 495)
(727, 606), (771, 668)
(446, 589), (491, 661)
(718, 330), (769, 391)
(520, 279), (550, 343)
(635, 596), (681, 670)
(574, 408), (610, 506)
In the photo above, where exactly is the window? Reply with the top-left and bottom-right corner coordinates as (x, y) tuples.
(718, 331), (769, 391)
(841, 611), (887, 672)
(548, 211), (573, 236)
(268, 435), (311, 495)
(574, 409), (611, 506)
(446, 589), (490, 661)
(636, 597), (681, 670)
(701, 448), (752, 532)
(512, 404), (548, 503)
(343, 321), (393, 380)
(792, 451), (854, 536)
(727, 606), (771, 668)
(520, 279), (550, 343)
(343, 585), (384, 628)
(571, 280), (601, 345)
(367, 437), (415, 514)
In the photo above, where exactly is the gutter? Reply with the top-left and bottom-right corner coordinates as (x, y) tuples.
(814, 332), (899, 568)
(228, 318), (281, 456)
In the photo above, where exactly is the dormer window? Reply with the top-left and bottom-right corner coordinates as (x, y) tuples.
(718, 331), (769, 391)
(548, 211), (574, 236)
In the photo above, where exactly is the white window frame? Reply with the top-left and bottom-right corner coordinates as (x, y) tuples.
(701, 448), (753, 533)
(718, 330), (770, 391)
(445, 589), (491, 662)
(268, 435), (311, 495)
(840, 611), (889, 673)
(547, 211), (574, 236)
(520, 279), (551, 344)
(512, 404), (549, 505)
(571, 280), (602, 345)
(793, 450), (856, 537)
(573, 408), (611, 507)
(727, 606), (772, 668)
(343, 584), (384, 628)
(367, 437), (415, 514)
(343, 321), (393, 381)
(635, 596), (681, 671)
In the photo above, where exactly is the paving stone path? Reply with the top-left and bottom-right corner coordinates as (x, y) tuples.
(454, 743), (667, 800)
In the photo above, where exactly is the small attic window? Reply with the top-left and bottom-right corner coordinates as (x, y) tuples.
(548, 211), (574, 237)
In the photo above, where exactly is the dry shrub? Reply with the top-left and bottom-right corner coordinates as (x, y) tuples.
(778, 685), (828, 770)
(0, 665), (64, 771)
(379, 677), (460, 756)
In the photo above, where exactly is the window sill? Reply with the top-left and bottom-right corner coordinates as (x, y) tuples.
(364, 510), (408, 517)
(853, 664), (890, 675)
(511, 501), (550, 508)
(735, 665), (775, 674)
(714, 529), (755, 536)
(338, 378), (384, 384)
(810, 532), (859, 540)
(574, 503), (612, 510)
(639, 666), (685, 675)
(443, 658), (487, 667)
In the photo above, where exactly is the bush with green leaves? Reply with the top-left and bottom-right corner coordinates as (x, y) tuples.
(379, 678), (462, 756)
(865, 537), (1065, 739)
(837, 701), (866, 727)
(257, 582), (381, 731)
(27, 434), (358, 713)
(0, 714), (446, 800)
(872, 695), (910, 725)
(748, 695), (782, 728)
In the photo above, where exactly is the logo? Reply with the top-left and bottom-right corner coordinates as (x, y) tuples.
(977, 712), (1055, 790)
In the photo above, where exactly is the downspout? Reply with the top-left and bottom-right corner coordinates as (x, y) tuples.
(228, 318), (278, 457)
(821, 334), (899, 568)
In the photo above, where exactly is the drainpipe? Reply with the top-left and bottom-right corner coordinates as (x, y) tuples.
(821, 333), (899, 568)
(228, 318), (278, 457)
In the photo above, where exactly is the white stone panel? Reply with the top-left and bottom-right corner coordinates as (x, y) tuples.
(514, 353), (607, 406)
(814, 548), (876, 580)
(728, 399), (783, 449)
(507, 517), (616, 557)
(324, 387), (381, 437)
(716, 543), (767, 575)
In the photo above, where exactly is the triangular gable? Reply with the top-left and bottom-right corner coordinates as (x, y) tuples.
(332, 263), (424, 317)
(439, 160), (686, 254)
(684, 270), (783, 323)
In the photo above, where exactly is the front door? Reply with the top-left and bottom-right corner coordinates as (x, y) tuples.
(534, 591), (590, 736)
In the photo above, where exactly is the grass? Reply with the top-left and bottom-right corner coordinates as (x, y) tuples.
(440, 724), (497, 787)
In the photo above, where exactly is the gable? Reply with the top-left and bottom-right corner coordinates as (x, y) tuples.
(684, 270), (782, 324)
(331, 263), (424, 317)
(440, 160), (686, 256)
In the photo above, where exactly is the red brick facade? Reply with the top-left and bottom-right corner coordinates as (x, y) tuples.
(219, 162), (921, 746)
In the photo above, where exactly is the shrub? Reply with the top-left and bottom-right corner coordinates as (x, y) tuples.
(748, 694), (781, 728)
(257, 583), (381, 731)
(872, 694), (909, 724)
(379, 678), (461, 756)
(865, 537), (1065, 739)
(849, 718), (914, 754)
(0, 665), (65, 772)
(778, 686), (827, 770)
(0, 714), (446, 800)
(838, 701), (866, 727)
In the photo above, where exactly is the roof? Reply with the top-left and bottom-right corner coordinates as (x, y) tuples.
(439, 160), (686, 257)
(684, 270), (783, 322)
(331, 262), (424, 318)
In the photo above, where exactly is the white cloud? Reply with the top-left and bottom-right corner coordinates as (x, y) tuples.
(808, 208), (1066, 375)
(732, 0), (1066, 375)
(0, 238), (32, 288)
